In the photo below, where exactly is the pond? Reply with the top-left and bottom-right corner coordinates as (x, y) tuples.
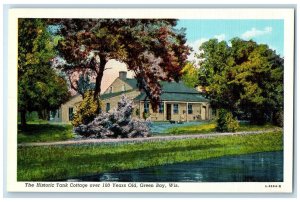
(69, 151), (283, 182)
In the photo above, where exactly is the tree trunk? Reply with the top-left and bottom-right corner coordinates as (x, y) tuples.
(43, 110), (50, 121)
(94, 55), (106, 99)
(93, 55), (107, 113)
(20, 110), (27, 128)
(94, 74), (103, 99)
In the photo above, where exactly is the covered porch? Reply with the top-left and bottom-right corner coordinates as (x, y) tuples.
(135, 101), (211, 122)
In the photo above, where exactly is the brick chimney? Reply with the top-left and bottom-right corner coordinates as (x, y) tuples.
(119, 71), (127, 80)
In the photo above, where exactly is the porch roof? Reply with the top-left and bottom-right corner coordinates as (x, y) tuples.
(133, 92), (209, 102)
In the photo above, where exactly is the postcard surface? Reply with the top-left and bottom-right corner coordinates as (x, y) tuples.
(6, 8), (294, 193)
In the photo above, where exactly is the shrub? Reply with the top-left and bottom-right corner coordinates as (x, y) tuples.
(273, 110), (283, 127)
(135, 108), (140, 116)
(74, 95), (150, 138)
(143, 112), (150, 120)
(72, 91), (100, 127)
(216, 109), (239, 132)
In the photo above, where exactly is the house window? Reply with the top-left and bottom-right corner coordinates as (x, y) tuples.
(159, 102), (164, 113)
(188, 104), (193, 114)
(144, 102), (149, 113)
(106, 103), (111, 112)
(173, 104), (179, 114)
(122, 84), (126, 92)
(69, 107), (74, 121)
(109, 86), (113, 93)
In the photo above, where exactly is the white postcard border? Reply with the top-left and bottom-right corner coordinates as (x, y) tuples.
(7, 8), (295, 193)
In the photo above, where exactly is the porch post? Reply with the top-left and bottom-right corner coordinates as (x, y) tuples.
(139, 101), (142, 119)
(186, 102), (188, 122)
(163, 101), (166, 121)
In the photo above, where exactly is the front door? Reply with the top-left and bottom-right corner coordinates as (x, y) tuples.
(201, 106), (207, 120)
(166, 104), (172, 120)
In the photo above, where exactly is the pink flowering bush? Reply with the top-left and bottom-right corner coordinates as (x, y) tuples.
(74, 95), (150, 138)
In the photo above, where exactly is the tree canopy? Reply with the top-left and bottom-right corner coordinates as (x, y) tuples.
(50, 19), (191, 109)
(181, 62), (199, 88)
(18, 19), (70, 126)
(197, 38), (283, 124)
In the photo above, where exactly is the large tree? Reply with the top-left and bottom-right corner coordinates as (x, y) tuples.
(18, 19), (70, 127)
(50, 19), (190, 109)
(181, 62), (199, 88)
(197, 38), (283, 124)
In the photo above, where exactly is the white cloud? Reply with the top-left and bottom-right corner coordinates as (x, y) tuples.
(214, 34), (226, 41)
(241, 26), (273, 39)
(187, 34), (226, 64)
(187, 38), (208, 64)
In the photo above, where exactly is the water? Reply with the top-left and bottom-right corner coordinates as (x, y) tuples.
(70, 151), (283, 182)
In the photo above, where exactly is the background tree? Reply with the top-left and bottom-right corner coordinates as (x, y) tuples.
(196, 39), (234, 110)
(18, 19), (70, 127)
(197, 38), (283, 125)
(181, 62), (199, 88)
(50, 19), (190, 110)
(77, 74), (95, 96)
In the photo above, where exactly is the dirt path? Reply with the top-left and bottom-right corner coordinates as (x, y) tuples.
(18, 129), (281, 147)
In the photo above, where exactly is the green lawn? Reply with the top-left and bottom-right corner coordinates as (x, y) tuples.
(18, 124), (74, 143)
(238, 122), (281, 131)
(165, 122), (216, 134)
(17, 122), (281, 143)
(165, 121), (281, 135)
(17, 131), (283, 181)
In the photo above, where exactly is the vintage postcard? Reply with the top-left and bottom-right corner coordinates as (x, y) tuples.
(6, 8), (294, 193)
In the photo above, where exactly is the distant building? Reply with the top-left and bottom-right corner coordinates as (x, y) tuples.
(51, 71), (212, 123)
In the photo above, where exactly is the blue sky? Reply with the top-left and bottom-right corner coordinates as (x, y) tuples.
(176, 19), (284, 61)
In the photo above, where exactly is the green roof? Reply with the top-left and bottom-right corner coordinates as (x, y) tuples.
(134, 92), (209, 102)
(103, 78), (209, 102)
(122, 78), (200, 94)
(101, 89), (135, 100)
(121, 78), (138, 89)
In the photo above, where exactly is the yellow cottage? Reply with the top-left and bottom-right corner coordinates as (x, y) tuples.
(51, 71), (212, 123)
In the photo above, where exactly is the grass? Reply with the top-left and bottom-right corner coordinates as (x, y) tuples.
(17, 131), (283, 181)
(18, 124), (74, 143)
(17, 121), (281, 143)
(165, 122), (216, 134)
(165, 121), (281, 135)
(237, 122), (281, 131)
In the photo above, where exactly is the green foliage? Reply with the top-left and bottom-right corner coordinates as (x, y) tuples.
(18, 19), (70, 126)
(72, 91), (100, 127)
(135, 108), (140, 116)
(216, 109), (239, 132)
(18, 111), (40, 122)
(181, 62), (199, 88)
(272, 110), (283, 127)
(18, 66), (70, 111)
(197, 38), (283, 124)
(18, 131), (283, 181)
(77, 74), (95, 95)
(18, 19), (55, 71)
(143, 112), (150, 120)
(18, 124), (74, 143)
